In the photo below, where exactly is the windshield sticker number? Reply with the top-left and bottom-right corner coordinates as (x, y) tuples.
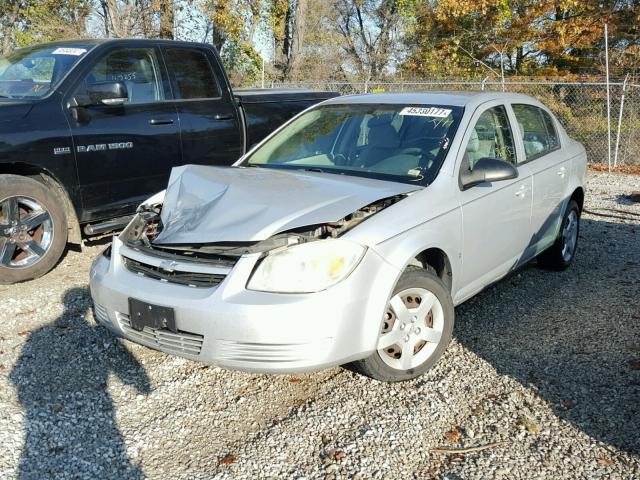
(399, 107), (452, 118)
(52, 47), (87, 56)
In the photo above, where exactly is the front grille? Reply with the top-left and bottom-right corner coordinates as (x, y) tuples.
(117, 313), (204, 356)
(122, 256), (226, 288)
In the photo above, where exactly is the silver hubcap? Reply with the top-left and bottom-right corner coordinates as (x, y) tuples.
(561, 209), (578, 262)
(377, 287), (444, 370)
(0, 196), (53, 269)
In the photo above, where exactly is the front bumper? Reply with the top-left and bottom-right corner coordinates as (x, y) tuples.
(90, 238), (400, 373)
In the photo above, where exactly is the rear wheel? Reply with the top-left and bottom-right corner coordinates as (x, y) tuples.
(349, 268), (454, 382)
(538, 199), (580, 271)
(0, 175), (68, 284)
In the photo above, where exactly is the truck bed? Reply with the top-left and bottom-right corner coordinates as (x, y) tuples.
(235, 89), (339, 150)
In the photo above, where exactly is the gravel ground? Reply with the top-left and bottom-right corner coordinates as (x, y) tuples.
(0, 170), (638, 479)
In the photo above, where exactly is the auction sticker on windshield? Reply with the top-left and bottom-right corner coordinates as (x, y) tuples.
(399, 106), (452, 118)
(52, 47), (87, 56)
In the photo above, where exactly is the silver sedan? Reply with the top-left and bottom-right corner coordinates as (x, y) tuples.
(90, 92), (587, 381)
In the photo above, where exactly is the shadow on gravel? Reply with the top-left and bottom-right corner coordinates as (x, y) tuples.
(455, 218), (640, 455)
(10, 287), (151, 479)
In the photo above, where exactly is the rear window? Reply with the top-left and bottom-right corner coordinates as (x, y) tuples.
(512, 104), (560, 160)
(163, 48), (220, 99)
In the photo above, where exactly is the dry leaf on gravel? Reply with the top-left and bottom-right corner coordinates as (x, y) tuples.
(289, 376), (303, 383)
(218, 454), (236, 465)
(596, 457), (613, 466)
(331, 449), (345, 461)
(444, 425), (462, 442)
(321, 434), (329, 446)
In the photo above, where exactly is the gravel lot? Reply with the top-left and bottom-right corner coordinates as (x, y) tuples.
(0, 171), (638, 479)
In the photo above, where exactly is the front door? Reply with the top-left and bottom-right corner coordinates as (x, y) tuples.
(456, 103), (533, 302)
(66, 46), (182, 221)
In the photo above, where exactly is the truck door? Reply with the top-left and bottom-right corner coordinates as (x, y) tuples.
(161, 46), (243, 166)
(66, 45), (181, 221)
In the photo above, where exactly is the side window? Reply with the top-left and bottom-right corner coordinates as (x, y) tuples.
(512, 104), (559, 160)
(540, 109), (559, 150)
(163, 48), (221, 99)
(464, 105), (516, 169)
(77, 48), (164, 104)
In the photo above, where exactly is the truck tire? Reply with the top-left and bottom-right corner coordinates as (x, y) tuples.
(0, 174), (68, 284)
(348, 267), (455, 382)
(537, 199), (580, 271)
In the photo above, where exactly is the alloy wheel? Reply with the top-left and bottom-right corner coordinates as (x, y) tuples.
(0, 196), (54, 269)
(561, 209), (578, 262)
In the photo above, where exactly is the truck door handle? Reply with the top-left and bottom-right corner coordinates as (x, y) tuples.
(214, 114), (234, 121)
(514, 185), (527, 198)
(557, 167), (566, 177)
(149, 118), (174, 125)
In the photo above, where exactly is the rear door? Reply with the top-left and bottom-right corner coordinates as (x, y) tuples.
(456, 103), (533, 300)
(66, 45), (181, 221)
(510, 103), (569, 256)
(161, 46), (243, 166)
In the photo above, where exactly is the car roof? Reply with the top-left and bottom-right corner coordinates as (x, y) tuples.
(321, 91), (540, 108)
(14, 38), (212, 50)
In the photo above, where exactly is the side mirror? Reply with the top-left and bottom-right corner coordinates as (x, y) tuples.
(81, 81), (129, 106)
(460, 157), (518, 190)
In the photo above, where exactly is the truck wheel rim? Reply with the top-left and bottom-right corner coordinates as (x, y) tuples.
(561, 209), (578, 262)
(0, 196), (54, 269)
(377, 287), (444, 370)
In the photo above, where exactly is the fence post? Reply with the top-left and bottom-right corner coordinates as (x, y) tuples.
(614, 73), (630, 168)
(605, 23), (612, 171)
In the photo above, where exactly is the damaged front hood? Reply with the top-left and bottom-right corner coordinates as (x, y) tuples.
(154, 165), (421, 244)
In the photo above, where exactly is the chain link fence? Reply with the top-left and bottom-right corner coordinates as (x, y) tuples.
(270, 79), (640, 166)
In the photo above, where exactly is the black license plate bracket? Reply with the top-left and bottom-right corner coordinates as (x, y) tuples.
(128, 298), (176, 332)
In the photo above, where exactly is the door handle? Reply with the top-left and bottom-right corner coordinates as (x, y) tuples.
(149, 118), (174, 125)
(515, 185), (527, 198)
(557, 167), (566, 177)
(214, 113), (234, 121)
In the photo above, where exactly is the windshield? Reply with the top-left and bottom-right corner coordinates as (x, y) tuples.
(241, 103), (464, 185)
(0, 44), (91, 99)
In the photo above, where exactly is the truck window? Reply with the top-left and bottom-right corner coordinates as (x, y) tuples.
(75, 48), (164, 104)
(163, 48), (221, 100)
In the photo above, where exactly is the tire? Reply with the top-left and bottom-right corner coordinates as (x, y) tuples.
(348, 267), (455, 382)
(537, 199), (580, 271)
(0, 174), (68, 284)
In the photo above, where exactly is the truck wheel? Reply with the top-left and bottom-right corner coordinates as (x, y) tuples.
(0, 174), (68, 284)
(349, 268), (455, 382)
(537, 199), (580, 271)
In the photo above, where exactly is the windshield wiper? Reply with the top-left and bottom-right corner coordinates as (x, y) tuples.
(303, 167), (325, 173)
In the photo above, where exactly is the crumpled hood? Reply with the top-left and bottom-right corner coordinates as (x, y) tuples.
(154, 165), (421, 244)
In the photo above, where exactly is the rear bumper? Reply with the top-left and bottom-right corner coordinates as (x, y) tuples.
(90, 238), (400, 373)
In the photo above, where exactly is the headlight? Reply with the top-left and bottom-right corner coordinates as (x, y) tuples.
(247, 240), (366, 293)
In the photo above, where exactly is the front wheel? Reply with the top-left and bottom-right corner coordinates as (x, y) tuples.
(537, 199), (580, 271)
(0, 174), (68, 284)
(349, 268), (455, 382)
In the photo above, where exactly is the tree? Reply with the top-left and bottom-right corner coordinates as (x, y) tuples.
(159, 0), (174, 39)
(202, 0), (264, 83)
(402, 0), (640, 79)
(333, 0), (412, 81)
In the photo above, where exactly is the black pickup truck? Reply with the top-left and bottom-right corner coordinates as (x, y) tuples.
(0, 39), (337, 283)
